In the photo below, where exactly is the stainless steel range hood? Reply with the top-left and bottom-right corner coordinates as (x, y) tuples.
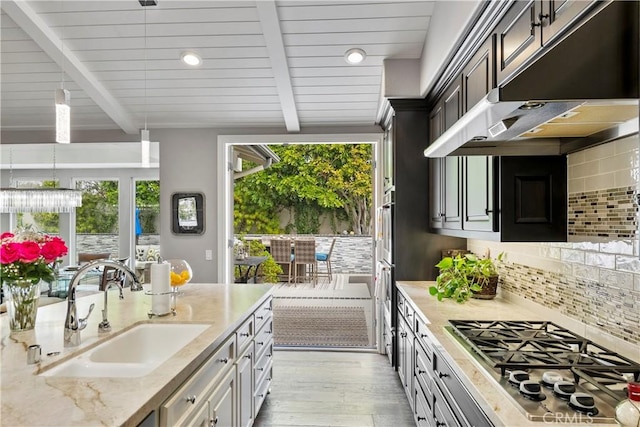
(424, 0), (639, 158)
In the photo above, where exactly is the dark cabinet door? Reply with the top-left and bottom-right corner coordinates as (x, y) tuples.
(500, 155), (567, 242)
(495, 0), (541, 84)
(443, 157), (462, 230)
(541, 0), (595, 44)
(429, 158), (444, 229)
(463, 156), (496, 232)
(462, 36), (495, 113)
(442, 76), (463, 130)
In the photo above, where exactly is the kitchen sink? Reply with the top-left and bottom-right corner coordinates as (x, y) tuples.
(41, 323), (210, 378)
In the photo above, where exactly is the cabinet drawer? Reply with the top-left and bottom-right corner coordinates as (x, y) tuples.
(255, 319), (273, 359)
(254, 366), (272, 414)
(161, 336), (235, 426)
(432, 379), (463, 427)
(433, 350), (493, 427)
(236, 316), (254, 353)
(415, 342), (433, 407)
(415, 386), (432, 427)
(255, 297), (273, 331)
(415, 318), (431, 347)
(255, 341), (273, 381)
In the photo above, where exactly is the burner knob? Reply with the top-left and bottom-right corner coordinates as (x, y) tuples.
(508, 370), (530, 385)
(553, 381), (576, 400)
(541, 371), (563, 387)
(569, 392), (598, 415)
(519, 380), (546, 401)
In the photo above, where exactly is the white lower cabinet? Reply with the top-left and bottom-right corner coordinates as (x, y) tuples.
(159, 295), (272, 427)
(237, 344), (254, 427)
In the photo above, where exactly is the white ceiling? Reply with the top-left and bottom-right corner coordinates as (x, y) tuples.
(0, 0), (436, 136)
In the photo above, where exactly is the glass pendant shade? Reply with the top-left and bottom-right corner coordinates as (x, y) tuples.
(141, 129), (150, 168)
(55, 89), (70, 144)
(0, 188), (82, 213)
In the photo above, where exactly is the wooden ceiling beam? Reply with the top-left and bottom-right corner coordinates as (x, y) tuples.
(255, 0), (300, 133)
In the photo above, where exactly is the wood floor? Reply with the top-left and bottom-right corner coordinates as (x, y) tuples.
(254, 350), (415, 427)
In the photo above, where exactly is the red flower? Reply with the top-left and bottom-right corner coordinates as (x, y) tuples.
(41, 238), (68, 263)
(0, 232), (14, 241)
(17, 241), (41, 263)
(0, 242), (20, 264)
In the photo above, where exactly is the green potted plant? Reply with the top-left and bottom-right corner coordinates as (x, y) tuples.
(429, 252), (503, 303)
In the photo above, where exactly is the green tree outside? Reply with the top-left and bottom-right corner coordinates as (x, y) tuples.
(234, 144), (372, 235)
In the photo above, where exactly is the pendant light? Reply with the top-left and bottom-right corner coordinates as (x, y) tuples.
(140, 1), (152, 167)
(0, 146), (82, 213)
(55, 4), (70, 143)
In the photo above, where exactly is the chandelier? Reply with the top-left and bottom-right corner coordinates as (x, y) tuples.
(0, 146), (83, 213)
(0, 188), (82, 213)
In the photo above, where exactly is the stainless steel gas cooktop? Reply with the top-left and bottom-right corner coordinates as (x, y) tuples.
(447, 320), (640, 424)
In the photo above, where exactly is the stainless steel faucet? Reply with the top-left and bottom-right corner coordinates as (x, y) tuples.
(64, 259), (144, 347)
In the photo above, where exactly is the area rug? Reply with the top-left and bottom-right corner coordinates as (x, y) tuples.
(273, 306), (369, 347)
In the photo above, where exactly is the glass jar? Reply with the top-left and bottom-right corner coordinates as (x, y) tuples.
(615, 382), (640, 427)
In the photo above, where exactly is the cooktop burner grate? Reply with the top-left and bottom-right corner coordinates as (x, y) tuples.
(449, 320), (640, 375)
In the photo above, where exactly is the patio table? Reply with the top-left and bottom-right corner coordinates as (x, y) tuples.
(234, 256), (268, 283)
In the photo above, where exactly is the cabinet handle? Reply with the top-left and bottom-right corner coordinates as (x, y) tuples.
(417, 416), (426, 422)
(257, 316), (264, 320)
(240, 332), (250, 337)
(267, 353), (272, 358)
(484, 209), (493, 215)
(400, 332), (407, 338)
(257, 367), (264, 371)
(257, 341), (264, 346)
(265, 306), (272, 311)
(218, 358), (229, 364)
(244, 354), (252, 359)
(418, 369), (426, 375)
(212, 416), (219, 425)
(420, 333), (428, 338)
(258, 393), (265, 398)
(438, 372), (449, 378)
(435, 421), (446, 427)
(185, 395), (196, 404)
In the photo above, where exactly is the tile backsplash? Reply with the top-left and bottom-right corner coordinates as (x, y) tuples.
(468, 135), (640, 346)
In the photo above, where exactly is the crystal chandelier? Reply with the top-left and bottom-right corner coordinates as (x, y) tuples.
(0, 188), (82, 213)
(0, 147), (83, 213)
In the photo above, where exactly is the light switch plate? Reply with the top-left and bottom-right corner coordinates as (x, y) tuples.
(205, 249), (213, 260)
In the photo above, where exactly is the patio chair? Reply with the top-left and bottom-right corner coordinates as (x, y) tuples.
(270, 238), (293, 284)
(293, 239), (317, 286)
(316, 237), (336, 282)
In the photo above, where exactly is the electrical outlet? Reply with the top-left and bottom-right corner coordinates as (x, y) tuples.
(205, 249), (213, 261)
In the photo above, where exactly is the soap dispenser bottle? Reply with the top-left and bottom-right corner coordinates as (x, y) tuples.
(615, 382), (640, 427)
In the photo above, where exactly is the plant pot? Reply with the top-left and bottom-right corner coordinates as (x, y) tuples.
(471, 275), (499, 300)
(3, 280), (40, 332)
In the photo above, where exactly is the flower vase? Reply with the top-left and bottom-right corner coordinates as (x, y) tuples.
(3, 280), (40, 332)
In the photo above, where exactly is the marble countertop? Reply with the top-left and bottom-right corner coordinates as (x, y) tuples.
(397, 281), (639, 427)
(1, 283), (273, 427)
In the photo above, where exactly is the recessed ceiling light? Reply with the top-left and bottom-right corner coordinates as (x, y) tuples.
(181, 52), (202, 66)
(344, 48), (366, 65)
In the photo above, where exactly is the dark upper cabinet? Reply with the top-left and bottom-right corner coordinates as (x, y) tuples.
(443, 157), (462, 230)
(442, 75), (463, 129)
(541, 0), (595, 44)
(495, 0), (541, 84)
(495, 0), (597, 84)
(429, 155), (567, 242)
(500, 155), (567, 242)
(429, 158), (443, 230)
(462, 36), (495, 113)
(463, 156), (497, 232)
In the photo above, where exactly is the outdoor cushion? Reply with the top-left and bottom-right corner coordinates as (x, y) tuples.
(316, 252), (328, 261)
